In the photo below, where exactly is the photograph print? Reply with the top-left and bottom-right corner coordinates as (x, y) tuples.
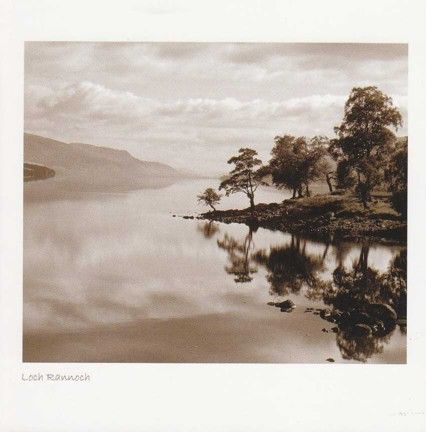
(23, 42), (407, 363)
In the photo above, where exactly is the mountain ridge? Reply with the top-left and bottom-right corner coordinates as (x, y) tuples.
(24, 133), (187, 198)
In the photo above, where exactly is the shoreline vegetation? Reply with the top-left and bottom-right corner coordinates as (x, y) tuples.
(198, 191), (406, 244)
(194, 86), (407, 245)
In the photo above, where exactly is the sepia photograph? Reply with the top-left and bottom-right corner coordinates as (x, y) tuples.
(3, 1), (426, 431)
(23, 42), (408, 364)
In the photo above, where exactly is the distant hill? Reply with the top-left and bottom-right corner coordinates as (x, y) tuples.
(24, 133), (185, 197)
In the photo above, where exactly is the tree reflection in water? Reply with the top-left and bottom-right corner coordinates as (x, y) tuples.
(333, 245), (406, 318)
(199, 224), (407, 362)
(320, 246), (406, 362)
(253, 236), (327, 296)
(217, 228), (258, 283)
(197, 220), (220, 239)
(335, 330), (393, 363)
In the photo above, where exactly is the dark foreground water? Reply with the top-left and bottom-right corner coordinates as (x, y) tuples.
(23, 179), (406, 363)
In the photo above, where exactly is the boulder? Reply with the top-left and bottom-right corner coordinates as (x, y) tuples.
(273, 299), (296, 312)
(275, 299), (295, 310)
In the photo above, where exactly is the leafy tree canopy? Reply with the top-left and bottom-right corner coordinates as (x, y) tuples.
(330, 86), (403, 206)
(219, 148), (267, 210)
(332, 86), (402, 164)
(197, 187), (221, 212)
(269, 135), (329, 198)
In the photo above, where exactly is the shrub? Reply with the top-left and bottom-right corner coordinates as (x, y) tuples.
(390, 189), (407, 218)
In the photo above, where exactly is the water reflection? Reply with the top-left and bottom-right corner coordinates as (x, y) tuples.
(253, 236), (327, 296)
(24, 180), (405, 363)
(197, 220), (220, 239)
(335, 330), (392, 363)
(199, 221), (407, 362)
(217, 228), (258, 283)
(316, 245), (406, 362)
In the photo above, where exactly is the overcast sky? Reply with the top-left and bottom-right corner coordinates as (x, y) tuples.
(25, 42), (407, 175)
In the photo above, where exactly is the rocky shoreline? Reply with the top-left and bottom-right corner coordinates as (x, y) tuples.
(195, 194), (407, 244)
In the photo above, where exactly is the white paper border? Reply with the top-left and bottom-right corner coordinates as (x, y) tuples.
(1, 1), (425, 431)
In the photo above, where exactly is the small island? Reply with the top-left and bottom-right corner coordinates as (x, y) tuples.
(24, 162), (55, 182)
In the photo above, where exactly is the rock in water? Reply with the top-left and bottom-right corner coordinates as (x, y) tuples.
(275, 299), (295, 312)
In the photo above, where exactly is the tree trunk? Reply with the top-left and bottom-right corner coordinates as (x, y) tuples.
(321, 243), (330, 262)
(326, 173), (333, 193)
(297, 186), (303, 198)
(249, 194), (255, 210)
(305, 183), (311, 197)
(356, 245), (370, 273)
(292, 188), (296, 199)
(358, 181), (370, 209)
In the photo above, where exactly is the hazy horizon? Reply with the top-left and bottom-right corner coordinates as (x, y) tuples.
(25, 42), (408, 176)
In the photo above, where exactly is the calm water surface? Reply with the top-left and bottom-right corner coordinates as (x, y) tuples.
(24, 179), (406, 363)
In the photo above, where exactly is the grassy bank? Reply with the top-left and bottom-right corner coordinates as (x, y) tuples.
(201, 193), (406, 243)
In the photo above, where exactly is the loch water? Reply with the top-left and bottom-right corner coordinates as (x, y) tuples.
(23, 179), (406, 363)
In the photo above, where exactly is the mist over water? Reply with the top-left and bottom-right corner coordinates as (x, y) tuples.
(24, 179), (406, 363)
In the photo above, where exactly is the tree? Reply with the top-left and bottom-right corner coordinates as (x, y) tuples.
(385, 138), (407, 191)
(219, 148), (266, 212)
(332, 86), (402, 207)
(320, 159), (335, 193)
(269, 135), (308, 198)
(335, 159), (356, 190)
(385, 137), (407, 217)
(269, 135), (328, 198)
(197, 187), (221, 212)
(304, 136), (332, 196)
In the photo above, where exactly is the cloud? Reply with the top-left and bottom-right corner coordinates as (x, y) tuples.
(223, 43), (407, 65)
(25, 80), (407, 175)
(151, 43), (208, 60)
(24, 42), (408, 175)
(30, 82), (147, 120)
(25, 81), (350, 138)
(25, 42), (407, 103)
